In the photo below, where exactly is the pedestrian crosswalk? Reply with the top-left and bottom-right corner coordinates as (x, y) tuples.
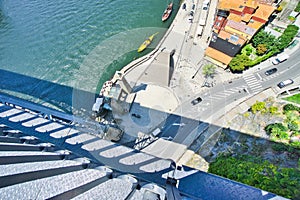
(203, 86), (248, 102)
(243, 74), (263, 93)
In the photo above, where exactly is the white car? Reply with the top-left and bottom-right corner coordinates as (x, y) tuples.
(277, 79), (294, 88)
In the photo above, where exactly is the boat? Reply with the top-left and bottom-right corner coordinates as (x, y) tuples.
(162, 2), (173, 22)
(137, 32), (159, 53)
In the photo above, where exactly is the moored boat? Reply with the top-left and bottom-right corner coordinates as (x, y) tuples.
(137, 32), (159, 53)
(162, 2), (173, 22)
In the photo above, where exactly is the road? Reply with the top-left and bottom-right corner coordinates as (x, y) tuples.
(159, 48), (300, 144)
(175, 48), (300, 121)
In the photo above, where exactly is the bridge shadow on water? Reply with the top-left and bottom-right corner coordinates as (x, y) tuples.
(0, 68), (98, 117)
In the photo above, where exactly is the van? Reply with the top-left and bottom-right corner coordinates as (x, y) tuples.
(272, 53), (289, 65)
(277, 79), (294, 88)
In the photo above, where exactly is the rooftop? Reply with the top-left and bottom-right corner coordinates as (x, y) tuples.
(252, 4), (276, 21)
(225, 19), (257, 36)
(205, 47), (234, 66)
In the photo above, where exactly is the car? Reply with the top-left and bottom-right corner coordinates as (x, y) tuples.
(265, 68), (277, 76)
(271, 53), (289, 65)
(277, 79), (294, 89)
(191, 97), (202, 105)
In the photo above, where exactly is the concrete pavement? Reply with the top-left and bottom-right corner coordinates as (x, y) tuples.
(110, 0), (300, 165)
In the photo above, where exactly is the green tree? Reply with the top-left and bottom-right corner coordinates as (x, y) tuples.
(283, 104), (300, 112)
(276, 25), (299, 51)
(229, 54), (250, 72)
(202, 64), (216, 78)
(295, 2), (300, 12)
(252, 30), (276, 48)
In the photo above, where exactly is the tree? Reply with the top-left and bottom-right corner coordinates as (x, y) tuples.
(202, 64), (216, 78)
(256, 44), (267, 55)
(283, 104), (300, 112)
(276, 25), (299, 51)
(251, 30), (276, 48)
(229, 54), (250, 72)
(295, 1), (300, 12)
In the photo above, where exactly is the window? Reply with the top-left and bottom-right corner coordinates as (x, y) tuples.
(229, 35), (239, 42)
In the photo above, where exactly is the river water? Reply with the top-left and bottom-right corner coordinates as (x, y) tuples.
(0, 0), (178, 115)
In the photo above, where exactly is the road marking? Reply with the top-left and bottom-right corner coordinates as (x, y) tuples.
(256, 73), (262, 81)
(243, 74), (263, 93)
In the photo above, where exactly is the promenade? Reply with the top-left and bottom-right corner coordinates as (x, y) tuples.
(108, 0), (224, 164)
(109, 0), (300, 167)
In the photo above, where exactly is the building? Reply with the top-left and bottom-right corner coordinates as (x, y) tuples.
(205, 0), (277, 68)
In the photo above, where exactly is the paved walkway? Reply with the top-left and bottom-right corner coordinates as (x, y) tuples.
(110, 0), (300, 164)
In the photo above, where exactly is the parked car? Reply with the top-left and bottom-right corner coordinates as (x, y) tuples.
(277, 79), (294, 88)
(272, 53), (289, 65)
(191, 97), (202, 105)
(265, 68), (277, 76)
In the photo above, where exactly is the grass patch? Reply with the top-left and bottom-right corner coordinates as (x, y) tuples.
(284, 93), (300, 105)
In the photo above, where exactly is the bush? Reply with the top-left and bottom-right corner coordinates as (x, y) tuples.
(251, 101), (266, 114)
(290, 141), (300, 149)
(295, 1), (300, 12)
(283, 104), (300, 112)
(229, 54), (250, 72)
(288, 121), (299, 132)
(265, 123), (288, 134)
(269, 106), (278, 115)
(243, 112), (250, 118)
(256, 44), (267, 55)
(288, 16), (296, 22)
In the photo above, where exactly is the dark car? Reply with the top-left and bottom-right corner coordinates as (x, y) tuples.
(265, 68), (277, 76)
(191, 97), (202, 105)
(277, 79), (294, 89)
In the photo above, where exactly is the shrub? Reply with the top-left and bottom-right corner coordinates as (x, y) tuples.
(288, 121), (299, 132)
(288, 16), (296, 22)
(243, 112), (250, 118)
(265, 123), (288, 134)
(269, 106), (278, 115)
(290, 141), (300, 149)
(229, 54), (250, 72)
(256, 44), (267, 55)
(295, 2), (300, 12)
(283, 104), (300, 112)
(251, 101), (266, 114)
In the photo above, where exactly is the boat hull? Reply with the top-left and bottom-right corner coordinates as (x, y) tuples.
(162, 3), (173, 22)
(137, 32), (158, 53)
